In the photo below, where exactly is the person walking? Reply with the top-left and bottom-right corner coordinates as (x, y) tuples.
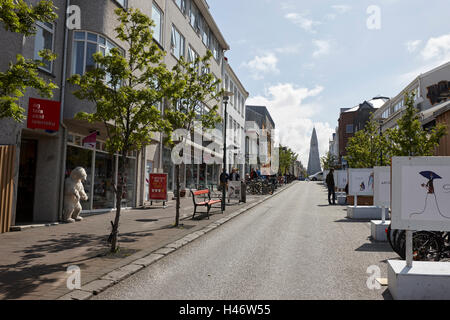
(326, 169), (336, 205)
(230, 168), (240, 181)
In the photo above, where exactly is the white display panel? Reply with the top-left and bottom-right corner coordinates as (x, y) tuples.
(391, 157), (450, 232)
(374, 166), (391, 208)
(348, 168), (374, 196)
(336, 170), (348, 189)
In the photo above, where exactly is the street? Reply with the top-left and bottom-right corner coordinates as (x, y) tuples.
(94, 182), (397, 300)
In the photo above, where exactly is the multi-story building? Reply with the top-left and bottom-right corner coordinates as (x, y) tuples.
(337, 97), (389, 166)
(222, 57), (248, 176)
(0, 0), (234, 229)
(245, 105), (276, 175)
(373, 61), (450, 132)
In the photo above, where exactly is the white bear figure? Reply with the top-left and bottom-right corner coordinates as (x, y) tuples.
(63, 167), (88, 223)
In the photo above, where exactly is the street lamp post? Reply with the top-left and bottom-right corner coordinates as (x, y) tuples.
(221, 91), (233, 211)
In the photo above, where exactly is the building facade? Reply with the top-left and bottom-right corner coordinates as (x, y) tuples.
(222, 57), (248, 176)
(0, 0), (239, 228)
(245, 105), (276, 176)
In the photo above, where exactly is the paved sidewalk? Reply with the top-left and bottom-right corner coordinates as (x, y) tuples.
(0, 184), (294, 300)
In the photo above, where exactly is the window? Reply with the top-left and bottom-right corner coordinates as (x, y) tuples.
(171, 25), (185, 59)
(189, 1), (199, 31)
(174, 0), (186, 14)
(209, 35), (220, 61)
(115, 0), (127, 8)
(201, 21), (210, 47)
(230, 82), (234, 105)
(346, 124), (354, 134)
(152, 3), (163, 44)
(72, 31), (122, 76)
(34, 21), (54, 72)
(382, 108), (390, 119)
(393, 99), (404, 113)
(187, 45), (199, 66)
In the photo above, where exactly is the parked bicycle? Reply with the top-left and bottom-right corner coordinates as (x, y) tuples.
(387, 225), (450, 261)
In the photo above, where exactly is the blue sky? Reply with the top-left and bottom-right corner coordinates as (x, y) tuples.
(208, 0), (450, 167)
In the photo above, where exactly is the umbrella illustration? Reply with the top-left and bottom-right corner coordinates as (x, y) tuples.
(419, 171), (442, 180)
(410, 170), (450, 219)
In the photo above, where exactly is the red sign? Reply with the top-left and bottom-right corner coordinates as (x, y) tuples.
(27, 98), (61, 131)
(149, 173), (168, 201)
(83, 132), (97, 148)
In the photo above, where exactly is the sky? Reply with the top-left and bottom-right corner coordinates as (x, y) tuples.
(208, 0), (450, 167)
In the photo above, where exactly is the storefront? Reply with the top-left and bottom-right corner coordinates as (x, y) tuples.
(66, 132), (137, 212)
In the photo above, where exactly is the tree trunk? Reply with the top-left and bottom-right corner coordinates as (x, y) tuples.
(110, 153), (126, 253)
(174, 164), (180, 227)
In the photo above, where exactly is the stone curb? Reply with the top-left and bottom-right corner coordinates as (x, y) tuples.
(57, 182), (298, 300)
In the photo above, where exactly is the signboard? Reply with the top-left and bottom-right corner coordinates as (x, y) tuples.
(27, 98), (61, 131)
(82, 132), (97, 148)
(391, 157), (450, 231)
(348, 168), (374, 196)
(336, 170), (348, 189)
(374, 167), (391, 208)
(227, 181), (241, 201)
(148, 173), (168, 201)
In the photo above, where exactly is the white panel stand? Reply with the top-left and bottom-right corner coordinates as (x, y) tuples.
(370, 207), (391, 241)
(388, 260), (450, 300)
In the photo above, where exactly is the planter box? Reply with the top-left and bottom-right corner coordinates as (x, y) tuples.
(347, 195), (373, 206)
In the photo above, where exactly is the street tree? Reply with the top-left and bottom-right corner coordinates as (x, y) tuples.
(164, 51), (223, 227)
(0, 0), (58, 122)
(385, 92), (447, 156)
(321, 151), (337, 170)
(345, 117), (390, 168)
(279, 146), (297, 175)
(68, 8), (174, 252)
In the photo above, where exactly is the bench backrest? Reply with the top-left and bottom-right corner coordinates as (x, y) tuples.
(192, 189), (210, 196)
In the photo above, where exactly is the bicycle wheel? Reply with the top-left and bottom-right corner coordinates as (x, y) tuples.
(413, 232), (443, 261)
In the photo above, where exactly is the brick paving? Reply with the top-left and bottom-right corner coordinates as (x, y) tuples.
(0, 189), (289, 300)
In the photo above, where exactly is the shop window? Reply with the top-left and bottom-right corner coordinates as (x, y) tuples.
(66, 146), (92, 211)
(93, 152), (115, 209)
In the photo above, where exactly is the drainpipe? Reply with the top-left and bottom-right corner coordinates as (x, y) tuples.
(58, 0), (71, 221)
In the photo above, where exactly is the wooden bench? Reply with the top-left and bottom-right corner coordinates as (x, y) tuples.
(190, 189), (222, 219)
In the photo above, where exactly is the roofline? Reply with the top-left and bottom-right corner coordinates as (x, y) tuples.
(194, 0), (230, 51)
(224, 60), (249, 97)
(246, 105), (276, 128)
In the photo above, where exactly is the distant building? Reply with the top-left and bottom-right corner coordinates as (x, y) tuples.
(245, 105), (276, 175)
(337, 97), (389, 165)
(307, 128), (321, 176)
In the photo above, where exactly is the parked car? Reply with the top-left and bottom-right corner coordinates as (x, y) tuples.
(308, 171), (323, 181)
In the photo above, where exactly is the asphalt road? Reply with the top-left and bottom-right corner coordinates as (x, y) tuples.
(94, 182), (397, 300)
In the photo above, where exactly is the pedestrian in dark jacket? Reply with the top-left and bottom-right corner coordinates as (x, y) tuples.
(326, 169), (336, 205)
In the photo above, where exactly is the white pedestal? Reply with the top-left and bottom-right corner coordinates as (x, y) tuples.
(337, 195), (346, 205)
(347, 206), (383, 220)
(370, 220), (391, 241)
(388, 260), (450, 300)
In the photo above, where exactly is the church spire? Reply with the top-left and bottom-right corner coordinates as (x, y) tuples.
(307, 128), (322, 176)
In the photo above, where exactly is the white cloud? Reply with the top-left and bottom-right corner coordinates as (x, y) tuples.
(405, 40), (422, 53)
(312, 40), (331, 58)
(421, 34), (450, 61)
(331, 5), (352, 14)
(247, 83), (333, 167)
(275, 43), (302, 54)
(241, 53), (280, 80)
(285, 12), (321, 33)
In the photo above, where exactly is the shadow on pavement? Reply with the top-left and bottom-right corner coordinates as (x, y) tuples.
(355, 243), (394, 253)
(334, 218), (371, 223)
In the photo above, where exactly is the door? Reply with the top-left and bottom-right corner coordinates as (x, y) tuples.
(16, 139), (37, 223)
